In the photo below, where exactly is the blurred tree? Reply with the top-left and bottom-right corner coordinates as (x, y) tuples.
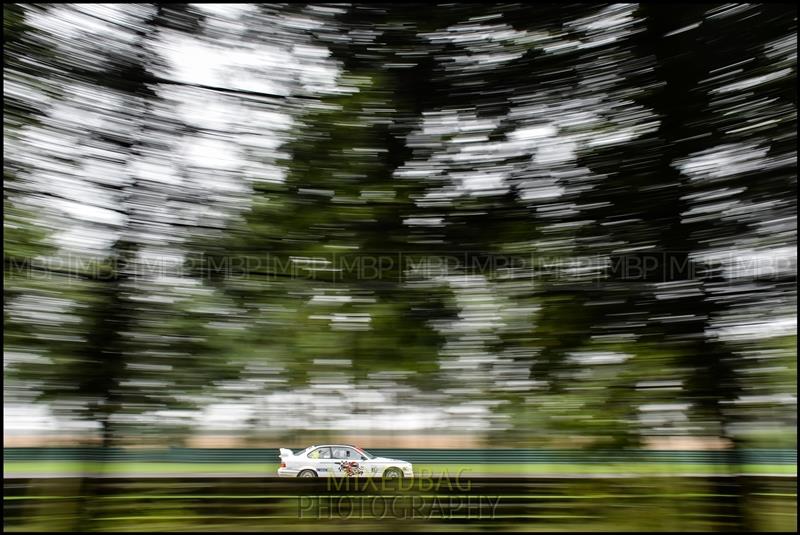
(191, 4), (465, 405)
(4, 2), (52, 304)
(4, 3), (795, 481)
(4, 4), (247, 447)
(4, 2), (67, 412)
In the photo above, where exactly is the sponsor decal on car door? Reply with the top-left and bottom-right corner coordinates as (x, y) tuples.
(332, 447), (363, 477)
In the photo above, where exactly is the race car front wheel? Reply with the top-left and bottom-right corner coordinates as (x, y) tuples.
(383, 468), (403, 479)
(298, 470), (318, 478)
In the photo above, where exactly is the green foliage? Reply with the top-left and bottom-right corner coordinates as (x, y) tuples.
(4, 4), (797, 467)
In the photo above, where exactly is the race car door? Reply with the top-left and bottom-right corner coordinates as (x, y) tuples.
(331, 446), (364, 477)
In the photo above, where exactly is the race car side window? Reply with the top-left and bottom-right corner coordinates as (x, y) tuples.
(332, 447), (350, 460)
(332, 447), (360, 460)
(310, 447), (331, 459)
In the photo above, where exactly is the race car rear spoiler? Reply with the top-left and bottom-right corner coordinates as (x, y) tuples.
(279, 448), (294, 459)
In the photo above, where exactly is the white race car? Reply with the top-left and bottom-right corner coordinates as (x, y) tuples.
(278, 444), (413, 478)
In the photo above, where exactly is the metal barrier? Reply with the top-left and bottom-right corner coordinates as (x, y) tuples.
(4, 447), (797, 464)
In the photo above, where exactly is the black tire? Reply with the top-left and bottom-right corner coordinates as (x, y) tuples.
(383, 467), (403, 479)
(298, 469), (318, 478)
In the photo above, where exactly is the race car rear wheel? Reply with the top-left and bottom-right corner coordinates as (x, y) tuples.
(298, 470), (318, 478)
(383, 467), (403, 479)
